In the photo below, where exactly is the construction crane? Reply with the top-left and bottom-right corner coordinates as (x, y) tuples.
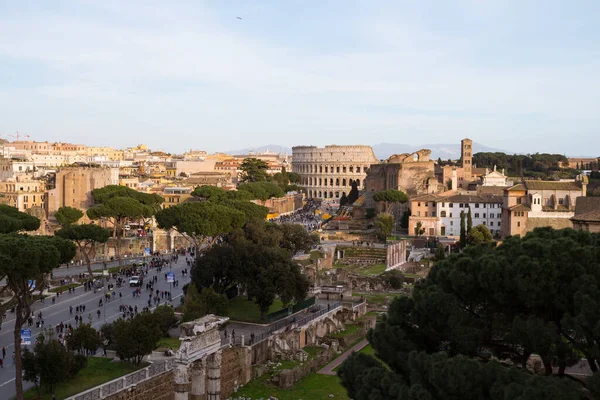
(9, 131), (30, 141)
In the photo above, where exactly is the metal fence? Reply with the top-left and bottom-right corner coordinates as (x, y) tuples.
(226, 302), (342, 348)
(65, 359), (176, 400)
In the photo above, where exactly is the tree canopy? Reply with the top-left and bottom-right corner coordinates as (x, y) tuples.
(376, 213), (394, 240)
(155, 201), (247, 249)
(473, 152), (575, 180)
(347, 180), (360, 204)
(240, 158), (270, 183)
(87, 186), (162, 266)
(54, 206), (84, 227)
(0, 204), (40, 233)
(338, 227), (600, 399)
(373, 189), (408, 213)
(238, 181), (284, 201)
(55, 224), (111, 276)
(466, 224), (493, 245)
(191, 220), (313, 319)
(0, 226), (76, 399)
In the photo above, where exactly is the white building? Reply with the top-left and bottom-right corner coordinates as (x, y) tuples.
(409, 193), (504, 238)
(438, 195), (503, 237)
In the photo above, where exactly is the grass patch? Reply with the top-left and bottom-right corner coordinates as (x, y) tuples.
(302, 346), (323, 358)
(24, 357), (145, 400)
(335, 263), (387, 277)
(309, 250), (323, 260)
(226, 297), (285, 323)
(359, 344), (375, 356)
(49, 283), (80, 293)
(330, 323), (360, 339)
(155, 336), (181, 351)
(236, 371), (349, 400)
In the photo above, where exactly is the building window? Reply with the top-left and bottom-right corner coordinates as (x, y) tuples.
(517, 221), (521, 227)
(418, 202), (421, 207)
(425, 202), (428, 206)
(475, 203), (479, 208)
(441, 211), (447, 217)
(459, 203), (464, 208)
(483, 213), (486, 218)
(474, 213), (480, 218)
(417, 211), (421, 217)
(559, 198), (564, 205)
(425, 211), (428, 217)
(517, 197), (522, 204)
(432, 212), (436, 217)
(498, 222), (501, 226)
(490, 221), (494, 226)
(449, 203), (453, 208)
(450, 221), (453, 226)
(450, 213), (453, 218)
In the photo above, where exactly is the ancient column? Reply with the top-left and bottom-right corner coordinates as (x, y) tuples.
(206, 350), (222, 400)
(190, 358), (207, 400)
(173, 364), (191, 400)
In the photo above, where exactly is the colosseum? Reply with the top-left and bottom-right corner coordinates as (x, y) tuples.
(291, 145), (379, 200)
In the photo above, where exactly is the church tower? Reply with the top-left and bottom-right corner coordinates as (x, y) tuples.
(461, 138), (473, 181)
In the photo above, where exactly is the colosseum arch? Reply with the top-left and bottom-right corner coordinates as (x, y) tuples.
(291, 145), (378, 200)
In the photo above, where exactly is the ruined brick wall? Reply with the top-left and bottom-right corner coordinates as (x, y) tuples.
(105, 370), (174, 400)
(220, 346), (252, 399)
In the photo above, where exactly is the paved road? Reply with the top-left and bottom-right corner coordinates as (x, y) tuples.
(52, 254), (165, 278)
(317, 338), (369, 375)
(0, 254), (192, 400)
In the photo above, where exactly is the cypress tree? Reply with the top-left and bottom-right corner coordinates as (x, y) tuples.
(467, 208), (473, 235)
(460, 210), (466, 249)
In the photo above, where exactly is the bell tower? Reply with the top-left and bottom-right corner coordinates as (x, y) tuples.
(461, 138), (473, 182)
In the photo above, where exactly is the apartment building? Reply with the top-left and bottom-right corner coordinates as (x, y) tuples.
(0, 178), (46, 212)
(409, 193), (504, 237)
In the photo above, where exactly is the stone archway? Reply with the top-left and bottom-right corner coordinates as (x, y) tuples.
(173, 315), (229, 400)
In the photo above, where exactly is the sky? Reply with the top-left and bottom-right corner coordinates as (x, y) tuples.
(0, 0), (599, 155)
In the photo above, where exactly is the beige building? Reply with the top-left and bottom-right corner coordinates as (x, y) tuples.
(46, 166), (119, 220)
(162, 186), (193, 208)
(501, 179), (586, 237)
(0, 177), (46, 212)
(292, 145), (378, 200)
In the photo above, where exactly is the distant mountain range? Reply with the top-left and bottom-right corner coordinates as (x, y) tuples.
(226, 142), (507, 160)
(227, 145), (292, 156)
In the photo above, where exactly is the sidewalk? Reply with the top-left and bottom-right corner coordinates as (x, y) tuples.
(317, 338), (369, 376)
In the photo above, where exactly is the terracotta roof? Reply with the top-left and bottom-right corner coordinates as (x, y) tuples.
(507, 183), (527, 191)
(445, 194), (503, 204)
(411, 194), (442, 202)
(507, 181), (583, 192)
(574, 197), (600, 216)
(542, 205), (572, 212)
(509, 204), (531, 212)
(476, 186), (508, 196)
(572, 210), (600, 223)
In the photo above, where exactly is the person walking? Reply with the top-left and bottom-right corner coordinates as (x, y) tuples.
(2, 346), (5, 359)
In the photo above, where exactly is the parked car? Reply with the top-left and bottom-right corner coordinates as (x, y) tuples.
(129, 276), (142, 287)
